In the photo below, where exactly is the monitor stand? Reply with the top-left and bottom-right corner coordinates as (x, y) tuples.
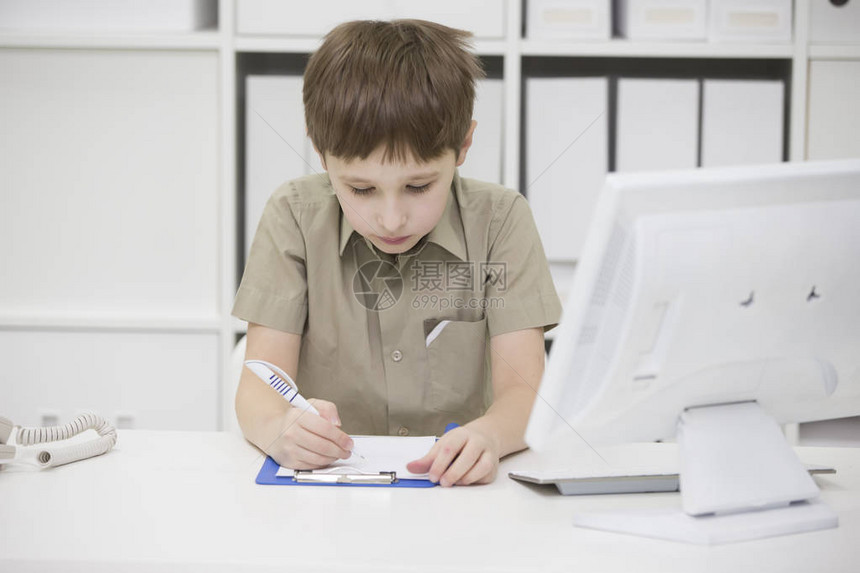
(571, 401), (838, 544)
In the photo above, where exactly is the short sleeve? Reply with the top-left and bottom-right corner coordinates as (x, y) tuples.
(484, 195), (562, 337)
(231, 189), (308, 334)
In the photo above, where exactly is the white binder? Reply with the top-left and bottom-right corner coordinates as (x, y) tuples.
(460, 78), (504, 185)
(701, 79), (784, 167)
(245, 75), (321, 258)
(616, 78), (699, 173)
(525, 77), (608, 263)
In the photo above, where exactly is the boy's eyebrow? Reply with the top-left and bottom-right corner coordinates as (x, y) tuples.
(406, 171), (440, 181)
(342, 170), (440, 184)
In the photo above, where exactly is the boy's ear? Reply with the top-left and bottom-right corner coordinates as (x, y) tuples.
(455, 120), (478, 167)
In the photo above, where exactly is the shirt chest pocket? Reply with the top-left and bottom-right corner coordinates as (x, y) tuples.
(423, 316), (490, 418)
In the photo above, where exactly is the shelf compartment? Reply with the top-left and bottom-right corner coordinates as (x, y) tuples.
(521, 39), (793, 59)
(0, 30), (222, 50)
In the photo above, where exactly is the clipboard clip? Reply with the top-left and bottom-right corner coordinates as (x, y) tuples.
(293, 470), (397, 485)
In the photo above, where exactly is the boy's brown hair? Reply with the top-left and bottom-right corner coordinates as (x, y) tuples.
(303, 19), (485, 163)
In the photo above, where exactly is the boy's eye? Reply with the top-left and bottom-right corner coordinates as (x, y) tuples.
(350, 184), (430, 195)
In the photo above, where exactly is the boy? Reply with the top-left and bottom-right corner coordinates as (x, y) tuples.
(233, 20), (561, 486)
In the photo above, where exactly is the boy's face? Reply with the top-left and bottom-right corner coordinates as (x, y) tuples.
(322, 122), (475, 255)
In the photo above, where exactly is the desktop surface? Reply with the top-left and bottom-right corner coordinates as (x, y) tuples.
(0, 430), (858, 573)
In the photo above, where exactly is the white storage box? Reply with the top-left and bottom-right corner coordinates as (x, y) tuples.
(708, 0), (792, 43)
(236, 0), (505, 39)
(0, 330), (219, 430)
(614, 0), (707, 41)
(0, 0), (217, 32)
(527, 0), (611, 40)
(811, 0), (860, 44)
(0, 48), (221, 317)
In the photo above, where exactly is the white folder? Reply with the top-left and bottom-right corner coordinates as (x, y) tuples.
(525, 77), (608, 263)
(460, 78), (504, 184)
(616, 78), (699, 173)
(245, 75), (321, 258)
(701, 79), (784, 167)
(807, 61), (860, 161)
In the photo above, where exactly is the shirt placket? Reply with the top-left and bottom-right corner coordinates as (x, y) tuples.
(376, 250), (429, 436)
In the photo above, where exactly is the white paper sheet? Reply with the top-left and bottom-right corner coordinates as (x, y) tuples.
(275, 435), (436, 480)
(425, 320), (451, 347)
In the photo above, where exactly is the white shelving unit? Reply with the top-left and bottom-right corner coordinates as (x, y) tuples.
(0, 5), (231, 431)
(1, 0), (857, 431)
(520, 39), (795, 58)
(0, 29), (222, 49)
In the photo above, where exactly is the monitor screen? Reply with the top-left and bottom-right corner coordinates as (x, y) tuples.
(526, 159), (860, 450)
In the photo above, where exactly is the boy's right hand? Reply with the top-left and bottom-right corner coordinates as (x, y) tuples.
(266, 398), (354, 470)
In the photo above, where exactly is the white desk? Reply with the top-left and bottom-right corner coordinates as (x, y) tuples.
(1, 430), (858, 572)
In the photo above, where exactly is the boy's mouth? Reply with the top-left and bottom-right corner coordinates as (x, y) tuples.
(378, 235), (411, 245)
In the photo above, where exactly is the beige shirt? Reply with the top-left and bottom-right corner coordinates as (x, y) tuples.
(233, 171), (562, 436)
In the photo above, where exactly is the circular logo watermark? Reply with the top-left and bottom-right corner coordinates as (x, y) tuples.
(352, 260), (403, 311)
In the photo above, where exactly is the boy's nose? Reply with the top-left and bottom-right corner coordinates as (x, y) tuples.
(376, 202), (407, 234)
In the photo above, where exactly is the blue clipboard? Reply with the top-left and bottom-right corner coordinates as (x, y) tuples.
(255, 423), (459, 488)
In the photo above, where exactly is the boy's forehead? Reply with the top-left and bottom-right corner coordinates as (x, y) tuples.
(329, 147), (456, 178)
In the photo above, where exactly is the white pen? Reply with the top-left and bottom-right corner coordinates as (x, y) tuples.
(244, 359), (364, 460)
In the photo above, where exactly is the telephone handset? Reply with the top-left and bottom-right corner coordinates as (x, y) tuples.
(0, 413), (117, 470)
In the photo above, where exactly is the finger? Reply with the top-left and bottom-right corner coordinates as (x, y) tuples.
(294, 426), (354, 460)
(456, 451), (497, 485)
(270, 441), (337, 470)
(295, 410), (353, 455)
(406, 442), (440, 474)
(308, 398), (342, 426)
(291, 444), (340, 469)
(427, 432), (468, 484)
(438, 441), (482, 487)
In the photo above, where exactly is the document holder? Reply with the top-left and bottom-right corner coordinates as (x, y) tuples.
(255, 456), (436, 488)
(255, 424), (458, 488)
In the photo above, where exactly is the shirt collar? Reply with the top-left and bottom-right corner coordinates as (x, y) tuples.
(339, 205), (358, 256)
(338, 171), (468, 261)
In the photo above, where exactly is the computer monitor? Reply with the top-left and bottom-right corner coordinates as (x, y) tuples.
(525, 159), (860, 544)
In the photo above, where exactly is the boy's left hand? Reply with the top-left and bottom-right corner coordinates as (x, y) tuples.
(406, 425), (499, 486)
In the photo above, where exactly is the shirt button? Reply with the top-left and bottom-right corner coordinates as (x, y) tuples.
(391, 349), (403, 362)
(397, 426), (409, 436)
